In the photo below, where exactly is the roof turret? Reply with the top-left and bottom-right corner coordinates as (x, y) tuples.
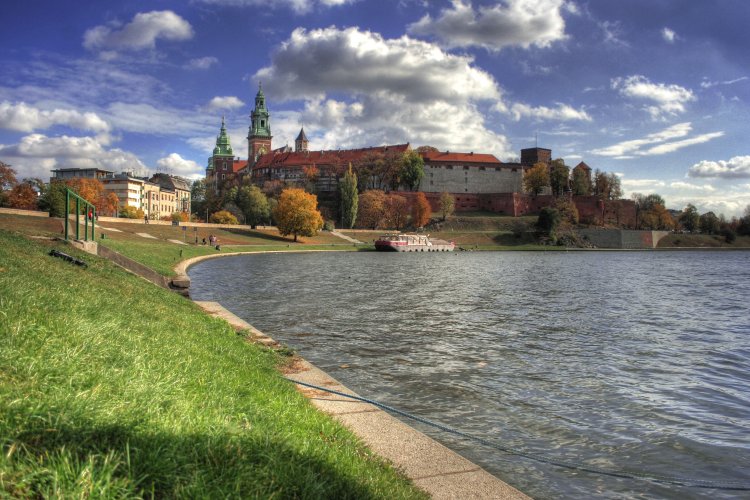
(213, 116), (234, 157)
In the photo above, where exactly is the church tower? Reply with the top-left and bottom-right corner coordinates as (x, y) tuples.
(206, 116), (235, 190)
(295, 127), (309, 152)
(248, 83), (272, 163)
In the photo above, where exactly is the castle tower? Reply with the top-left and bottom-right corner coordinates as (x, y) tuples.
(206, 116), (235, 189)
(295, 127), (309, 152)
(247, 83), (272, 163)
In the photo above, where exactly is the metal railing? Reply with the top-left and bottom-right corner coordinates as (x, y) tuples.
(64, 188), (96, 242)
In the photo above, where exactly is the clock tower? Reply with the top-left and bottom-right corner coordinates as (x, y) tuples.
(248, 83), (272, 164)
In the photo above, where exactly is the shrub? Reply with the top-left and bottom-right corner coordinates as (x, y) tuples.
(210, 210), (239, 224)
(120, 206), (144, 219)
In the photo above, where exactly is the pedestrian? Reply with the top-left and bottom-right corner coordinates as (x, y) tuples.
(144, 215), (149, 224)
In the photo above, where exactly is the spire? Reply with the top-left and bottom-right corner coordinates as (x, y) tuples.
(295, 127), (309, 152)
(213, 117), (233, 156)
(296, 127), (308, 142)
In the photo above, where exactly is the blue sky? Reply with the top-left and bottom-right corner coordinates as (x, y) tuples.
(1, 0), (748, 216)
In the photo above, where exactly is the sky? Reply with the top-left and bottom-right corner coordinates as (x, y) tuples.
(0, 0), (748, 216)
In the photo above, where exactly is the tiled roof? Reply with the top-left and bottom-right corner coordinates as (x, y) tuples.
(253, 144), (410, 170)
(232, 160), (248, 173)
(419, 151), (501, 165)
(574, 161), (592, 171)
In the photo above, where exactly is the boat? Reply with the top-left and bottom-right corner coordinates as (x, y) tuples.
(374, 233), (455, 252)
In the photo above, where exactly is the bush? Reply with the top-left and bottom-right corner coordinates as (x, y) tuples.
(210, 210), (239, 225)
(721, 228), (737, 243)
(120, 206), (144, 219)
(323, 220), (335, 231)
(537, 207), (561, 240)
(171, 212), (189, 222)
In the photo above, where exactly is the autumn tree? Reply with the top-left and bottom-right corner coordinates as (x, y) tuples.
(679, 204), (700, 232)
(0, 162), (18, 207)
(356, 152), (386, 191)
(6, 183), (38, 210)
(273, 188), (324, 242)
(632, 193), (673, 230)
(549, 159), (570, 196)
(415, 145), (439, 153)
(438, 191), (455, 221)
(210, 210), (239, 225)
(524, 162), (550, 195)
(339, 164), (358, 229)
(399, 150), (425, 191)
(357, 189), (388, 229)
(97, 191), (120, 216)
(594, 170), (622, 200)
(555, 197), (579, 227)
(385, 193), (409, 230)
(571, 166), (592, 196)
(411, 192), (431, 228)
(237, 184), (270, 228)
(303, 165), (320, 192)
(120, 206), (145, 219)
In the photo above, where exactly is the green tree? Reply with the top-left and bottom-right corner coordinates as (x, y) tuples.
(679, 204), (700, 232)
(339, 164), (358, 229)
(41, 181), (67, 217)
(273, 188), (324, 242)
(549, 159), (569, 196)
(410, 192), (431, 228)
(399, 150), (425, 191)
(237, 185), (270, 228)
(699, 211), (720, 234)
(438, 191), (455, 221)
(536, 207), (561, 241)
(191, 179), (206, 216)
(571, 166), (592, 196)
(524, 162), (550, 195)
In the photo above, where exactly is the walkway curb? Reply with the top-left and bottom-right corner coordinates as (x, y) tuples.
(194, 300), (529, 499)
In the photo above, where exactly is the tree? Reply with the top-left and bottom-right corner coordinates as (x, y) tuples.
(699, 211), (720, 234)
(438, 191), (455, 221)
(415, 145), (439, 153)
(549, 159), (569, 196)
(640, 204), (674, 230)
(303, 165), (320, 192)
(607, 173), (622, 200)
(571, 166), (592, 196)
(594, 170), (622, 200)
(273, 188), (324, 242)
(339, 164), (358, 229)
(536, 207), (561, 241)
(97, 191), (120, 217)
(0, 162), (17, 199)
(210, 210), (239, 225)
(356, 151), (386, 190)
(357, 190), (388, 229)
(411, 192), (431, 228)
(679, 204), (700, 232)
(399, 150), (425, 191)
(555, 197), (579, 227)
(6, 183), (38, 210)
(237, 185), (270, 228)
(385, 193), (409, 230)
(191, 179), (206, 215)
(120, 206), (145, 219)
(523, 162), (549, 195)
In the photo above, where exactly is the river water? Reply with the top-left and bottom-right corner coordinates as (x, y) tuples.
(189, 251), (750, 499)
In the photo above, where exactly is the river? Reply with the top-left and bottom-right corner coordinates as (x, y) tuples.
(188, 250), (750, 499)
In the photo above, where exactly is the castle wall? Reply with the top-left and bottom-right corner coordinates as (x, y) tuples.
(418, 165), (523, 194)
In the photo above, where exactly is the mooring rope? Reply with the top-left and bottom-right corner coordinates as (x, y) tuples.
(287, 378), (750, 491)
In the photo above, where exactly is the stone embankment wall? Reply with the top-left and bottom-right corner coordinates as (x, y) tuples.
(578, 229), (671, 249)
(97, 244), (175, 291)
(96, 216), (254, 230)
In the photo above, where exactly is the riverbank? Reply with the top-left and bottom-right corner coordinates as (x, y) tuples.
(0, 229), (426, 498)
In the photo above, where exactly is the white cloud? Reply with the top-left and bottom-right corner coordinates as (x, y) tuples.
(700, 76), (749, 89)
(669, 181), (715, 192)
(206, 96), (245, 111)
(611, 75), (695, 119)
(156, 153), (203, 179)
(621, 178), (666, 190)
(186, 56), (219, 70)
(83, 11), (193, 53)
(0, 101), (110, 135)
(661, 27), (676, 43)
(498, 102), (591, 122)
(194, 0), (357, 14)
(591, 122), (723, 157)
(407, 0), (571, 51)
(688, 156), (750, 179)
(251, 26), (512, 157)
(0, 133), (147, 180)
(107, 102), (210, 136)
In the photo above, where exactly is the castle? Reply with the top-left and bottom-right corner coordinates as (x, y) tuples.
(205, 85), (632, 223)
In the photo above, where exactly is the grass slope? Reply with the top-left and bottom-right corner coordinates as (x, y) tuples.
(0, 230), (424, 499)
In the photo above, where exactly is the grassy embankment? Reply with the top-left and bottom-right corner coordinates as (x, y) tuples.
(0, 228), (426, 498)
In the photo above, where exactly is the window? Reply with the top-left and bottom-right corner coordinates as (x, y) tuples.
(495, 167), (501, 171)
(446, 165), (453, 170)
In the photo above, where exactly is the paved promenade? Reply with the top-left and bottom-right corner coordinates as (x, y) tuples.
(195, 300), (530, 499)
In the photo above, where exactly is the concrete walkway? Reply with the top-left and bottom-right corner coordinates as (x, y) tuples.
(194, 300), (529, 499)
(331, 230), (364, 244)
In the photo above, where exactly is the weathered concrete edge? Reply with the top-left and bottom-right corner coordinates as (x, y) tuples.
(193, 300), (530, 500)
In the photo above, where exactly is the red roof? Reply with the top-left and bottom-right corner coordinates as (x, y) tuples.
(232, 160), (248, 173)
(253, 144), (410, 170)
(419, 151), (501, 165)
(574, 161), (591, 171)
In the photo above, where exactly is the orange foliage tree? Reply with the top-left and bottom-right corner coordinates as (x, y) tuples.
(273, 188), (324, 241)
(385, 193), (409, 230)
(356, 190), (388, 229)
(62, 178), (119, 215)
(411, 192), (431, 228)
(7, 183), (38, 210)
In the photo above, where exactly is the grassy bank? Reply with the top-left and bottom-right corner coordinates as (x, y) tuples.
(0, 230), (425, 498)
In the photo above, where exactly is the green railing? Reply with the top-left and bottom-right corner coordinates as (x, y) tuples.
(64, 188), (96, 242)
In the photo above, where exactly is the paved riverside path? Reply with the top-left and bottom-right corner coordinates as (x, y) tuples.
(195, 300), (530, 499)
(330, 230), (364, 244)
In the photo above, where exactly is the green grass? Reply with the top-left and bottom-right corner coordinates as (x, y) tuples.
(0, 230), (426, 499)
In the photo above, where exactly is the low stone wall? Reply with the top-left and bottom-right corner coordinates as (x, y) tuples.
(98, 244), (172, 290)
(96, 216), (257, 230)
(0, 207), (49, 217)
(578, 229), (671, 249)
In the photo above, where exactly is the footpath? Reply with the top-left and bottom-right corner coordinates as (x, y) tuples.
(194, 300), (529, 499)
